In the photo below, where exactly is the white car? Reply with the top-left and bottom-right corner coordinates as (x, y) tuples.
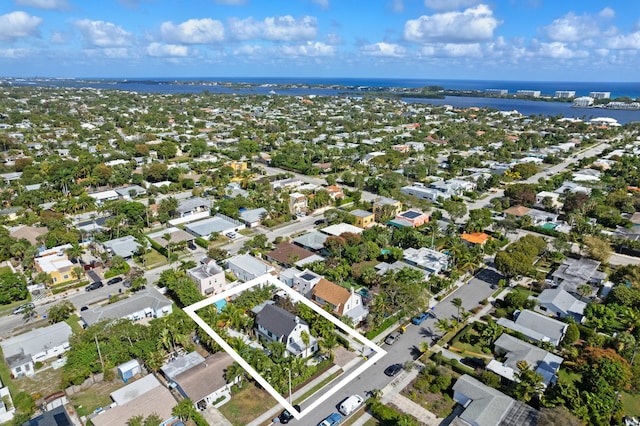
(338, 394), (364, 416)
(225, 232), (237, 239)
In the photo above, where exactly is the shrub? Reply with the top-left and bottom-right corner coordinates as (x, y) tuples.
(195, 237), (208, 248)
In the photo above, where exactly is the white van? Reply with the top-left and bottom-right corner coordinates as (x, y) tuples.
(339, 394), (364, 416)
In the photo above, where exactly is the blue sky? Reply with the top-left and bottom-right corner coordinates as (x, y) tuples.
(1, 0), (639, 81)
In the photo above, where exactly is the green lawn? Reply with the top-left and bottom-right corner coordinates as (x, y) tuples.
(557, 368), (581, 386)
(140, 249), (166, 268)
(65, 314), (84, 334)
(69, 381), (124, 417)
(622, 392), (640, 417)
(219, 382), (277, 426)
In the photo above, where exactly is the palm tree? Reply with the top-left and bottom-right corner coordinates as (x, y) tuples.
(225, 362), (246, 387)
(300, 330), (310, 357)
(71, 266), (85, 281)
(65, 242), (85, 263)
(576, 284), (592, 301)
(452, 297), (463, 322)
(178, 260), (196, 272)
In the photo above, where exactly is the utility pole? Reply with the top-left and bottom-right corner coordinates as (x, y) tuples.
(95, 334), (104, 370)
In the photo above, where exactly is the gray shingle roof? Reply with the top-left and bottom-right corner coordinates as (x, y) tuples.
(453, 374), (514, 426)
(80, 287), (172, 326)
(497, 310), (567, 346)
(255, 304), (304, 339)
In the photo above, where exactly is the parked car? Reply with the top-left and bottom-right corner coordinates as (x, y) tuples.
(13, 303), (34, 315)
(85, 281), (104, 291)
(80, 306), (89, 312)
(384, 363), (403, 377)
(338, 394), (364, 416)
(314, 219), (327, 225)
(317, 412), (342, 426)
(384, 331), (401, 345)
(225, 231), (237, 239)
(277, 405), (300, 424)
(411, 312), (429, 325)
(107, 277), (123, 285)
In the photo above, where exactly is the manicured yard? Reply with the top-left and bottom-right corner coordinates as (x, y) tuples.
(219, 382), (277, 426)
(139, 249), (166, 268)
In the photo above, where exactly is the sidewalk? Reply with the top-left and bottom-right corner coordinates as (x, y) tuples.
(247, 357), (361, 426)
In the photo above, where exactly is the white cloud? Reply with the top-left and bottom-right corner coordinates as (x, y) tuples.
(606, 32), (640, 49)
(0, 11), (42, 42)
(441, 43), (482, 57)
(50, 30), (70, 44)
(423, 0), (480, 11)
(324, 32), (343, 45)
(361, 42), (406, 57)
(75, 19), (131, 47)
(599, 7), (615, 19)
(594, 48), (609, 57)
(15, 0), (70, 10)
(279, 41), (335, 57)
(160, 18), (224, 44)
(228, 15), (317, 41)
(147, 42), (189, 57)
(404, 5), (499, 43)
(102, 47), (131, 58)
(543, 12), (600, 42)
(0, 47), (30, 58)
(536, 42), (588, 59)
(233, 44), (261, 56)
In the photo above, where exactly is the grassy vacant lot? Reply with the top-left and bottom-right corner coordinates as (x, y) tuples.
(622, 392), (640, 418)
(16, 367), (64, 400)
(69, 381), (124, 417)
(219, 382), (277, 426)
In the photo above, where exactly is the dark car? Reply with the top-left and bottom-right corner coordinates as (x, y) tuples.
(107, 277), (123, 285)
(314, 219), (327, 225)
(277, 405), (300, 424)
(80, 306), (89, 311)
(411, 312), (429, 325)
(85, 281), (104, 291)
(384, 363), (403, 377)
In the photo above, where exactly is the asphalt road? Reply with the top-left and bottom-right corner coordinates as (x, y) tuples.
(287, 265), (499, 425)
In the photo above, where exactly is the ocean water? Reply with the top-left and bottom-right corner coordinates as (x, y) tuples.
(7, 77), (640, 124)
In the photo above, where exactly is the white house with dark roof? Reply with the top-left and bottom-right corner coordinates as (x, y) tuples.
(254, 304), (317, 358)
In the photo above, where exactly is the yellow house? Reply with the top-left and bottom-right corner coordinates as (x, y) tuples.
(34, 253), (75, 284)
(350, 209), (375, 229)
(226, 161), (248, 174)
(373, 197), (403, 221)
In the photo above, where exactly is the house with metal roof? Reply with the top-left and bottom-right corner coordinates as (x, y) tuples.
(226, 254), (275, 282)
(239, 207), (268, 228)
(101, 235), (141, 259)
(254, 304), (317, 358)
(534, 288), (587, 323)
(80, 287), (173, 327)
(452, 374), (539, 426)
(403, 247), (450, 275)
(185, 215), (245, 239)
(487, 333), (563, 387)
(176, 196), (211, 218)
(497, 310), (568, 347)
(0, 322), (72, 378)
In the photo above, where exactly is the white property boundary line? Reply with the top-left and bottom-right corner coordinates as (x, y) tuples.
(184, 274), (386, 421)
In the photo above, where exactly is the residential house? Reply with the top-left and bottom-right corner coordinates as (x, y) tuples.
(114, 185), (147, 200)
(226, 254), (275, 282)
(101, 235), (141, 260)
(88, 189), (119, 205)
(290, 269), (323, 297)
(572, 168), (601, 182)
(34, 252), (74, 285)
(292, 231), (329, 253)
(187, 259), (226, 296)
(288, 192), (308, 215)
(551, 257), (606, 296)
(554, 181), (591, 195)
(321, 223), (363, 237)
(375, 261), (430, 280)
(172, 352), (237, 410)
(24, 406), (75, 426)
(497, 310), (568, 347)
(535, 191), (562, 209)
(503, 205), (558, 225)
(324, 185), (345, 201)
(239, 207), (268, 228)
(350, 209), (375, 229)
(265, 242), (319, 268)
(388, 209), (429, 228)
(254, 304), (318, 358)
(311, 279), (368, 324)
(534, 288), (587, 323)
(176, 196), (211, 218)
(0, 380), (15, 424)
(487, 333), (563, 387)
(271, 177), (303, 190)
(401, 183), (451, 202)
(8, 225), (47, 245)
(147, 227), (195, 249)
(452, 374), (539, 426)
(461, 232), (490, 247)
(403, 247), (450, 275)
(372, 197), (403, 221)
(0, 322), (72, 378)
(80, 287), (173, 327)
(92, 374), (175, 426)
(185, 214), (245, 239)
(360, 151), (385, 165)
(502, 205), (531, 218)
